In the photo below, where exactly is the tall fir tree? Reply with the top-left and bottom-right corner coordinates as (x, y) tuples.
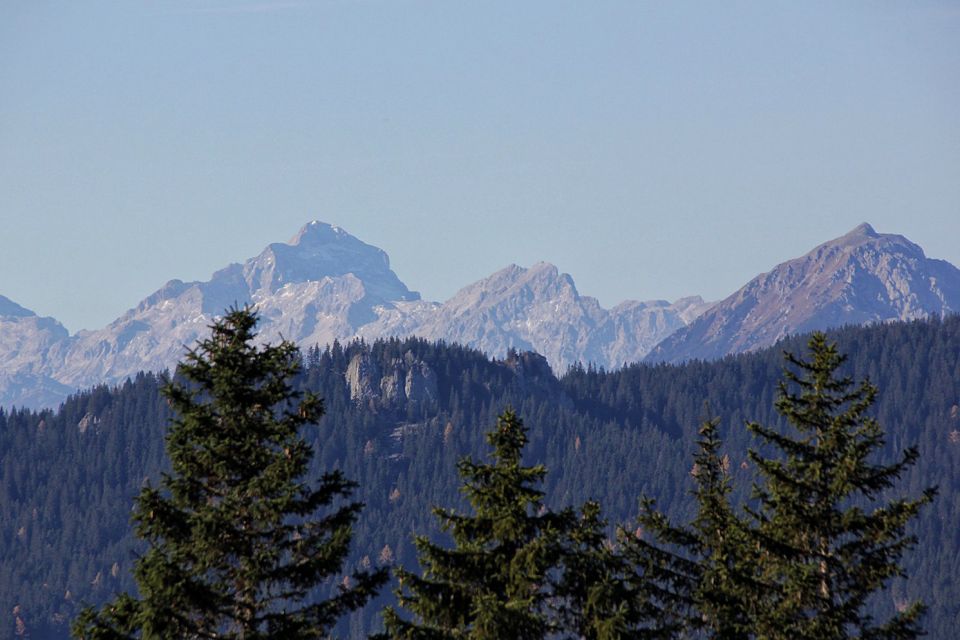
(380, 409), (572, 640)
(746, 332), (935, 639)
(72, 307), (385, 639)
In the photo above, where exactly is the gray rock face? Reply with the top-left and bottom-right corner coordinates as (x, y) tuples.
(0, 298), (70, 374)
(46, 221), (420, 393)
(243, 222), (419, 303)
(0, 371), (73, 411)
(346, 351), (381, 404)
(344, 349), (438, 408)
(0, 297), (74, 408)
(646, 223), (960, 363)
(0, 221), (709, 408)
(404, 360), (438, 405)
(379, 361), (407, 407)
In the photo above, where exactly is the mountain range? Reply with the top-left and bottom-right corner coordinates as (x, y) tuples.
(2, 221), (959, 408)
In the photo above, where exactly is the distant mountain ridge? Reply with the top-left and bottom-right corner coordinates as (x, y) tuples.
(0, 222), (708, 408)
(358, 262), (710, 373)
(646, 223), (960, 363)
(4, 221), (959, 408)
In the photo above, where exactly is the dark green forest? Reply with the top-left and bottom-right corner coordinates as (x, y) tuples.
(2, 317), (959, 638)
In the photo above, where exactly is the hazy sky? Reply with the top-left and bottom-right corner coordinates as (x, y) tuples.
(1, 1), (958, 332)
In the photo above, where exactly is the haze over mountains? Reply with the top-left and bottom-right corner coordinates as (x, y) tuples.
(2, 221), (959, 408)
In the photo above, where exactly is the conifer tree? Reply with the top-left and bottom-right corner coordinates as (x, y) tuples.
(683, 419), (758, 639)
(72, 307), (385, 639)
(624, 418), (756, 639)
(552, 501), (632, 639)
(380, 409), (572, 640)
(554, 500), (678, 640)
(746, 332), (935, 639)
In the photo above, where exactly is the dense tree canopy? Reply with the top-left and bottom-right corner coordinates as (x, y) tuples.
(626, 417), (757, 639)
(2, 317), (958, 638)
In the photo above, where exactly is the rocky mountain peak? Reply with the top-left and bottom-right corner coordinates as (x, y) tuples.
(813, 222), (918, 257)
(242, 221), (419, 302)
(0, 295), (72, 409)
(0, 295), (36, 318)
(646, 224), (960, 363)
(289, 220), (350, 246)
(446, 262), (577, 309)
(847, 222), (877, 238)
(482, 262), (564, 286)
(524, 261), (576, 288)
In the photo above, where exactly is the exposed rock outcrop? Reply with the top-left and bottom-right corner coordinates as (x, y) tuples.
(404, 359), (438, 405)
(345, 351), (381, 404)
(344, 348), (437, 409)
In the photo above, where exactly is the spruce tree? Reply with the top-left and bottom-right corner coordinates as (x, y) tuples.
(624, 418), (756, 639)
(72, 307), (385, 639)
(746, 332), (935, 639)
(553, 500), (679, 640)
(552, 501), (632, 639)
(683, 419), (758, 639)
(381, 409), (571, 640)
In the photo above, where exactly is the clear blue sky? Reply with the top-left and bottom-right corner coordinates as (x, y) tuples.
(1, 1), (958, 332)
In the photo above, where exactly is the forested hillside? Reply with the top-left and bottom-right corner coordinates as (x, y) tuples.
(3, 318), (959, 638)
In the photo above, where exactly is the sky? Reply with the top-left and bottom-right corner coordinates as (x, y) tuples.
(1, 1), (958, 333)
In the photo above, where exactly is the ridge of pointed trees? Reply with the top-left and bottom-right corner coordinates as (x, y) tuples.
(380, 332), (933, 639)
(71, 314), (932, 640)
